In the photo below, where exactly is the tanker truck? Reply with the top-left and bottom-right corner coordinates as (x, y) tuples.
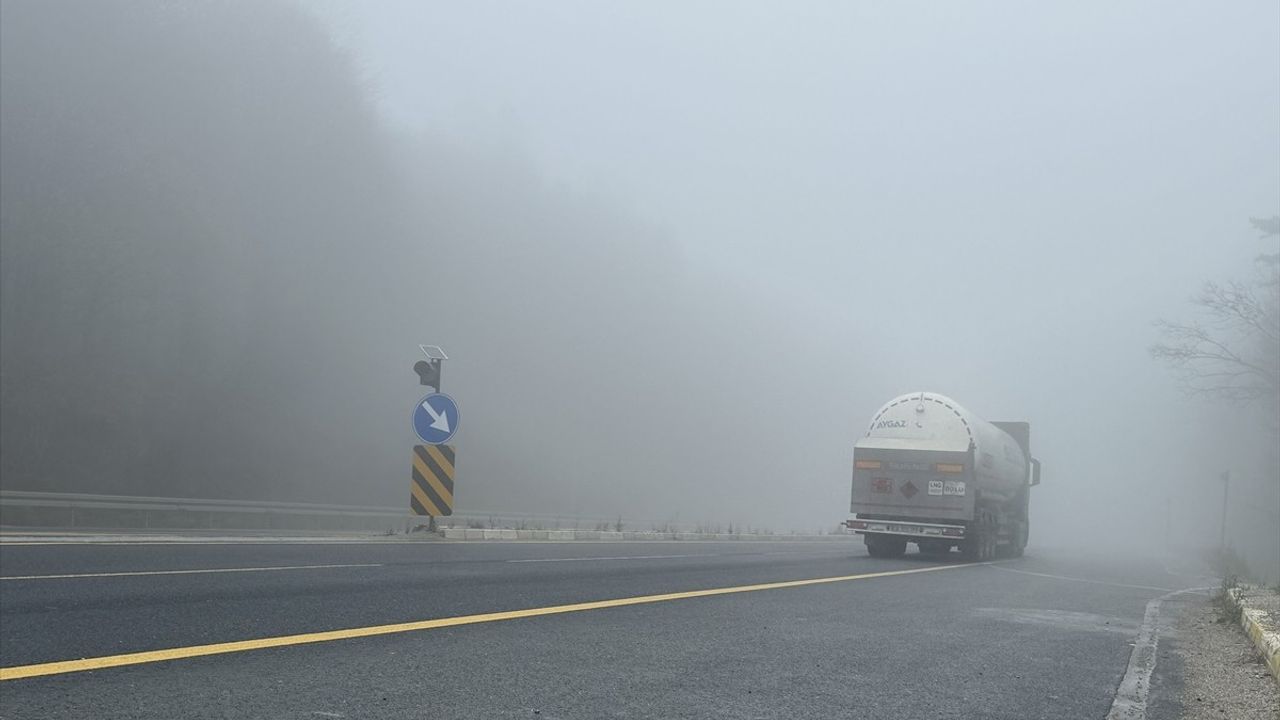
(845, 392), (1041, 560)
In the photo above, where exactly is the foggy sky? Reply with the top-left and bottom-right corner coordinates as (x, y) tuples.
(309, 1), (1280, 543)
(1, 1), (1276, 561)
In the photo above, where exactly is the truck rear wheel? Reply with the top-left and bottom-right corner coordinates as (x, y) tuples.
(994, 520), (1028, 559)
(961, 513), (997, 561)
(965, 533), (995, 561)
(1009, 521), (1027, 558)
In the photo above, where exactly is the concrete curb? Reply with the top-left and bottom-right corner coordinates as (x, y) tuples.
(1227, 586), (1280, 684)
(438, 527), (854, 543)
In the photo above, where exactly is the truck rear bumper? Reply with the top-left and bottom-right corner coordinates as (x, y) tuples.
(845, 518), (966, 539)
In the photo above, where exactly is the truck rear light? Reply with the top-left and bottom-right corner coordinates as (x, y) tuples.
(935, 463), (965, 474)
(846, 520), (868, 530)
(855, 459), (882, 470)
(941, 527), (963, 537)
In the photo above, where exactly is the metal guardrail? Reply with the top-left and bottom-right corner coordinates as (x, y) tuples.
(0, 490), (407, 516)
(0, 490), (411, 532)
(0, 492), (834, 536)
(0, 490), (660, 533)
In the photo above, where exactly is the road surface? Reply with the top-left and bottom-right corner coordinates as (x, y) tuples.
(0, 537), (1216, 719)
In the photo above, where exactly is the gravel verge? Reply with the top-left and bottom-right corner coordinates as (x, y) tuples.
(1175, 596), (1279, 719)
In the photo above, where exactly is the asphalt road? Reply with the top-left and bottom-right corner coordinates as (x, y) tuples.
(0, 537), (1217, 719)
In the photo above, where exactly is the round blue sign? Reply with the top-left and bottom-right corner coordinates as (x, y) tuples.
(412, 393), (460, 445)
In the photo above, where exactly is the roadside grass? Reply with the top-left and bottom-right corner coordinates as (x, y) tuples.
(1206, 546), (1252, 624)
(1215, 574), (1243, 625)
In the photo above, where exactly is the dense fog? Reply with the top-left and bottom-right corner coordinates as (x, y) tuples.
(1, 1), (1276, 576)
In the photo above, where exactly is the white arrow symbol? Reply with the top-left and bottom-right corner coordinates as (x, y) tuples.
(422, 400), (450, 433)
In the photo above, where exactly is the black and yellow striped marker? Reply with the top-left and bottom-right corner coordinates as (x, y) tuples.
(411, 444), (455, 516)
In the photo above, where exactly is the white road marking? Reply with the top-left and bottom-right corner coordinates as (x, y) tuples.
(988, 565), (1178, 592)
(988, 564), (1213, 720)
(507, 554), (707, 563)
(0, 563), (382, 581)
(760, 548), (856, 556)
(1106, 586), (1213, 720)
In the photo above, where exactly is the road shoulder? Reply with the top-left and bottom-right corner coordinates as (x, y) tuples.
(1172, 595), (1279, 719)
(1228, 584), (1280, 683)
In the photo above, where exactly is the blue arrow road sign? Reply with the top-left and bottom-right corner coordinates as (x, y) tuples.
(412, 393), (460, 445)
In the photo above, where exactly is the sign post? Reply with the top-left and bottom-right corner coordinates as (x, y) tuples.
(410, 346), (458, 525)
(1219, 470), (1230, 549)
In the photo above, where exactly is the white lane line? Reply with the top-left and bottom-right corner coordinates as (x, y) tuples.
(989, 565), (1178, 593)
(760, 549), (858, 556)
(1106, 586), (1213, 720)
(0, 563), (382, 581)
(990, 563), (1212, 720)
(507, 554), (708, 563)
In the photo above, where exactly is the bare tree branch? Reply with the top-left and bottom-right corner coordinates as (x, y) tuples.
(1151, 217), (1280, 405)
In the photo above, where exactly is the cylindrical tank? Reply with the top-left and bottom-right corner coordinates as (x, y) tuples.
(859, 391), (1028, 502)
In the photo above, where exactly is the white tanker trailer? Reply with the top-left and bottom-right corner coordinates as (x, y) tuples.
(845, 392), (1041, 560)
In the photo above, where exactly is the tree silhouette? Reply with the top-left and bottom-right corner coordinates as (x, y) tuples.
(1151, 217), (1280, 415)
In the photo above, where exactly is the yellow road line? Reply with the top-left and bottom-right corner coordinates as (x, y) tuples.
(0, 538), (860, 543)
(0, 561), (980, 681)
(1, 563), (383, 581)
(0, 541), (426, 546)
